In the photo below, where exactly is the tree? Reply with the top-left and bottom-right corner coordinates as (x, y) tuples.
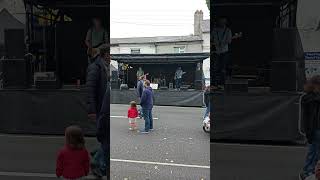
(206, 0), (210, 11)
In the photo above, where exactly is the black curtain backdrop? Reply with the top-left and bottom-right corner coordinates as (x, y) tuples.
(211, 92), (303, 142)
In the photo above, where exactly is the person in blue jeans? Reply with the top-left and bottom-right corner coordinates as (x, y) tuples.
(300, 75), (320, 180)
(140, 80), (154, 133)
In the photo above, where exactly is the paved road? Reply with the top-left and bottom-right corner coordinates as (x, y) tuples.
(212, 143), (313, 180)
(0, 105), (210, 180)
(0, 104), (313, 180)
(110, 104), (210, 180)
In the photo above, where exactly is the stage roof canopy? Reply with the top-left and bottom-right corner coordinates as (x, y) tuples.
(214, 0), (290, 6)
(111, 53), (210, 64)
(24, 0), (108, 7)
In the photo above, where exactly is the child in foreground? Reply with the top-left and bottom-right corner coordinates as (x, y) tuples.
(128, 101), (139, 130)
(56, 125), (90, 180)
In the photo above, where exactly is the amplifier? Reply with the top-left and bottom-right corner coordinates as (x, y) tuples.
(0, 59), (31, 89)
(120, 84), (128, 90)
(225, 79), (248, 93)
(35, 79), (60, 89)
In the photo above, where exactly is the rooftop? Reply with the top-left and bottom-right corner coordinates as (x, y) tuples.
(111, 35), (202, 45)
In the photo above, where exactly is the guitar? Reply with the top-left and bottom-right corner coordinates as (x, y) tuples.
(87, 43), (106, 59)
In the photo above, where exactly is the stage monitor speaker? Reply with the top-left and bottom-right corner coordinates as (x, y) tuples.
(271, 61), (297, 92)
(4, 29), (25, 59)
(225, 79), (248, 93)
(0, 59), (30, 89)
(111, 71), (118, 81)
(120, 84), (128, 90)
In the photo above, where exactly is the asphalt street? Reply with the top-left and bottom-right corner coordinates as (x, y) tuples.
(0, 104), (210, 180)
(110, 104), (210, 180)
(212, 143), (313, 180)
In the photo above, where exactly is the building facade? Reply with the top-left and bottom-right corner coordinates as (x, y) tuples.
(110, 10), (210, 54)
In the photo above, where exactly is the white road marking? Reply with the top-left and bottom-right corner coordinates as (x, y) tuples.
(111, 115), (158, 120)
(211, 142), (306, 149)
(110, 158), (210, 169)
(0, 171), (103, 179)
(0, 159), (209, 178)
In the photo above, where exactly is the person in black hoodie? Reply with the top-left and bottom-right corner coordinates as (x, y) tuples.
(300, 75), (320, 180)
(86, 44), (110, 179)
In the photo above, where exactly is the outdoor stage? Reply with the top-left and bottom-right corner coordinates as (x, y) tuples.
(111, 89), (204, 107)
(0, 88), (304, 143)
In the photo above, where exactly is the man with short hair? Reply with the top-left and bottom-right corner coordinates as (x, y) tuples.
(86, 44), (110, 178)
(140, 80), (154, 133)
(137, 75), (146, 118)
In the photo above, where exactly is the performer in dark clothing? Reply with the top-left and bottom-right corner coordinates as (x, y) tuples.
(86, 44), (110, 179)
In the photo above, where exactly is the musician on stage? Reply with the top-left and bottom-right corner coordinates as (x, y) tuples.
(85, 17), (108, 64)
(136, 67), (144, 80)
(174, 67), (185, 90)
(212, 17), (232, 90)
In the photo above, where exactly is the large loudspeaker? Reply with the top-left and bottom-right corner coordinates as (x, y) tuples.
(271, 61), (297, 92)
(4, 29), (25, 59)
(0, 59), (31, 89)
(111, 71), (118, 81)
(271, 28), (305, 91)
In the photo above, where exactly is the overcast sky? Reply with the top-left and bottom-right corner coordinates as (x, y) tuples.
(110, 0), (210, 38)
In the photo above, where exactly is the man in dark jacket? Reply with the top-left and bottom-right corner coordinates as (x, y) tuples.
(137, 75), (146, 118)
(300, 76), (320, 180)
(140, 80), (154, 133)
(86, 44), (110, 178)
(137, 75), (145, 98)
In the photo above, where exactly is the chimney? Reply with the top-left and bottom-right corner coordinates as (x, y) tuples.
(194, 10), (203, 37)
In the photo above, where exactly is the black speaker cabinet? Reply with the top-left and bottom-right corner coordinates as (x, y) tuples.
(4, 29), (25, 59)
(111, 71), (118, 81)
(225, 79), (248, 93)
(0, 59), (31, 89)
(271, 61), (297, 92)
(35, 79), (60, 89)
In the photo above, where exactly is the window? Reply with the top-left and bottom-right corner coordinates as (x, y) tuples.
(174, 46), (186, 53)
(131, 48), (141, 54)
